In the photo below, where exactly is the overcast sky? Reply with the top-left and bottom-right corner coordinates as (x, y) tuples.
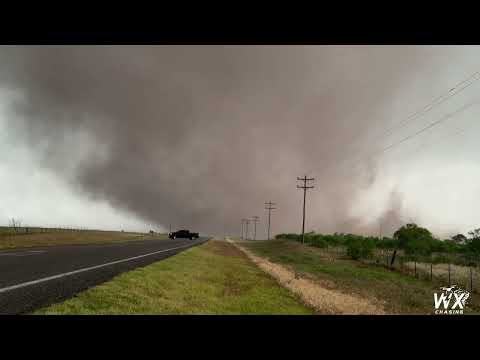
(0, 46), (479, 238)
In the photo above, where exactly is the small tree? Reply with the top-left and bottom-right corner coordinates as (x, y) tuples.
(468, 228), (480, 240)
(393, 223), (435, 255)
(451, 233), (467, 245)
(9, 218), (22, 233)
(346, 237), (375, 260)
(466, 228), (480, 254)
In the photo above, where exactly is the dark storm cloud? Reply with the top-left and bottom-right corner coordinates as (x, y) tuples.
(0, 46), (433, 235)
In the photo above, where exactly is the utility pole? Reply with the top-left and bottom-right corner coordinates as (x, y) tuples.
(265, 201), (276, 240)
(379, 218), (383, 260)
(241, 219), (248, 240)
(245, 219), (250, 240)
(379, 219), (382, 240)
(297, 175), (315, 245)
(251, 216), (259, 240)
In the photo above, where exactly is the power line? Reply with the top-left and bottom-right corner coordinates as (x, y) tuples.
(329, 99), (479, 176)
(251, 216), (259, 240)
(380, 100), (479, 155)
(392, 119), (471, 160)
(297, 176), (315, 244)
(264, 201), (276, 240)
(380, 70), (480, 139)
(316, 70), (480, 177)
(241, 218), (248, 240)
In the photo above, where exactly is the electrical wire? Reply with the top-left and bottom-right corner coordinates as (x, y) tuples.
(307, 70), (480, 177)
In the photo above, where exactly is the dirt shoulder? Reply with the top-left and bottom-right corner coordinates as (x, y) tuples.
(228, 238), (386, 315)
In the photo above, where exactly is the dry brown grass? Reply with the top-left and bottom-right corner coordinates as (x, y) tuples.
(0, 231), (161, 250)
(229, 238), (386, 315)
(403, 261), (479, 290)
(208, 240), (248, 258)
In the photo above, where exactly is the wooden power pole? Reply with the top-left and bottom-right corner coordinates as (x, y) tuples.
(251, 216), (259, 240)
(297, 176), (315, 244)
(264, 201), (276, 240)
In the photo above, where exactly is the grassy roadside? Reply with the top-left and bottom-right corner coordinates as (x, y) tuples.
(33, 240), (313, 315)
(0, 231), (165, 250)
(240, 239), (480, 314)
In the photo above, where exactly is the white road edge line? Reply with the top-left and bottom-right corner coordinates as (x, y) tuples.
(0, 250), (46, 257)
(0, 243), (196, 294)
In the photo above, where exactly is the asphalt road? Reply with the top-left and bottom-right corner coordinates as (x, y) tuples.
(0, 236), (209, 314)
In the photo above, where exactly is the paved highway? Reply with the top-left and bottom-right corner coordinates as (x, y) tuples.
(0, 237), (208, 314)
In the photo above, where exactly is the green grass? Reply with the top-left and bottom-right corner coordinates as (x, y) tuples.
(33, 241), (313, 315)
(0, 229), (165, 250)
(241, 239), (480, 314)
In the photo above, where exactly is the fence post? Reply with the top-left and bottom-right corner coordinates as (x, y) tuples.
(470, 266), (473, 292)
(414, 260), (417, 278)
(448, 263), (451, 286)
(430, 263), (433, 281)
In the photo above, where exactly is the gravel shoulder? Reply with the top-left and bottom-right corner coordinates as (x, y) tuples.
(228, 238), (385, 314)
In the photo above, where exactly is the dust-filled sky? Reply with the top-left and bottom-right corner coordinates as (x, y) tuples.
(1, 45), (480, 238)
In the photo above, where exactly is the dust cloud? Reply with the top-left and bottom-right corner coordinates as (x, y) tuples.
(1, 46), (478, 237)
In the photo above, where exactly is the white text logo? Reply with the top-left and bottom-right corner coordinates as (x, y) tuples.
(433, 285), (469, 315)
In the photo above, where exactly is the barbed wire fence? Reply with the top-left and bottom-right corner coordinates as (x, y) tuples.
(286, 236), (479, 293)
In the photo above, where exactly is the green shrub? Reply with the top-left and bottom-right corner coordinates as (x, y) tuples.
(346, 237), (375, 260)
(276, 226), (479, 267)
(309, 234), (328, 248)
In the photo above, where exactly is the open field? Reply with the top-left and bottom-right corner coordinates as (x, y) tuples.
(239, 239), (480, 314)
(33, 240), (313, 315)
(0, 228), (164, 250)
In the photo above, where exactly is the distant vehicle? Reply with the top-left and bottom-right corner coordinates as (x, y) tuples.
(169, 229), (199, 240)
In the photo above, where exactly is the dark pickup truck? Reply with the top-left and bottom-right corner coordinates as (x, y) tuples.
(169, 229), (199, 240)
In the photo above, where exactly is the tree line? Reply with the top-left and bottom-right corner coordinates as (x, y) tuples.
(276, 223), (480, 265)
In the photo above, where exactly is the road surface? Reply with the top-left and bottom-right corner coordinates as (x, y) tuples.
(0, 237), (208, 314)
